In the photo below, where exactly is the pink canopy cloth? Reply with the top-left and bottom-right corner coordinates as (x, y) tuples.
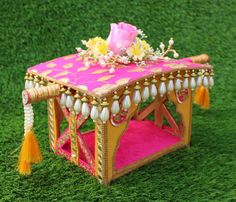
(27, 53), (212, 97)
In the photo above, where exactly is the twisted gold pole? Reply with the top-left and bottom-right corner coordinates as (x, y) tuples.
(188, 54), (210, 64)
(22, 84), (61, 105)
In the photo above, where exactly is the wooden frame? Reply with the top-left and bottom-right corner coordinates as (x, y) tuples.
(47, 84), (193, 186)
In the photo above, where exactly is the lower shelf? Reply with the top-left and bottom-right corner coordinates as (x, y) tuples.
(114, 120), (182, 170)
(58, 119), (182, 175)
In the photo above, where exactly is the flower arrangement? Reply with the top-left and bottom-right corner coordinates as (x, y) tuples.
(76, 22), (179, 73)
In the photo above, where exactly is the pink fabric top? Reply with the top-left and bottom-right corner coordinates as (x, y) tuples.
(28, 54), (212, 97)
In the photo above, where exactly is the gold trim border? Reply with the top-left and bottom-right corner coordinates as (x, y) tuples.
(28, 66), (213, 99)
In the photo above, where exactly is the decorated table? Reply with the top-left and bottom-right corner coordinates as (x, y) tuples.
(18, 22), (214, 185)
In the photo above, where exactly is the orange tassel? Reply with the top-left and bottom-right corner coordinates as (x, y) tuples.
(18, 161), (31, 175)
(194, 86), (210, 109)
(18, 131), (42, 175)
(202, 88), (210, 109)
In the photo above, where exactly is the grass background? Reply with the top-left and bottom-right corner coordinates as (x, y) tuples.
(1, 0), (236, 201)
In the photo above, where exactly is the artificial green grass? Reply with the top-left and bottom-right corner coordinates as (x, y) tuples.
(1, 0), (236, 201)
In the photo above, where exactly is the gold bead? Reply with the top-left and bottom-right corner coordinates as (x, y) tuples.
(91, 97), (98, 105)
(28, 74), (34, 81)
(74, 90), (80, 99)
(143, 78), (150, 86)
(168, 72), (174, 80)
(34, 76), (40, 83)
(101, 98), (109, 107)
(134, 82), (141, 90)
(24, 73), (29, 80)
(112, 91), (119, 100)
(124, 87), (130, 95)
(184, 70), (189, 78)
(60, 86), (66, 93)
(191, 69), (196, 77)
(197, 69), (203, 76)
(204, 71), (209, 76)
(81, 94), (88, 102)
(176, 71), (181, 78)
(65, 88), (72, 95)
(210, 69), (214, 76)
(160, 74), (166, 81)
(151, 76), (157, 83)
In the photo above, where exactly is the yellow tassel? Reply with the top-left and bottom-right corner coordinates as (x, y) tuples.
(194, 86), (210, 109)
(18, 131), (42, 175)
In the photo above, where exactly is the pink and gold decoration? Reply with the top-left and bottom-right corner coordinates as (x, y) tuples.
(18, 22), (214, 186)
(76, 22), (179, 73)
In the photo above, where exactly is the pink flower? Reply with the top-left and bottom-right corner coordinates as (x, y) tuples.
(107, 22), (138, 55)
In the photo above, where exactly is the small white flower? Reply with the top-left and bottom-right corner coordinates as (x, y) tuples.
(121, 56), (129, 64)
(149, 55), (158, 61)
(109, 67), (115, 73)
(138, 29), (143, 35)
(76, 47), (82, 52)
(80, 50), (86, 55)
(103, 55), (109, 61)
(84, 61), (90, 67)
(160, 42), (165, 50)
(174, 52), (179, 58)
(155, 48), (161, 56)
(148, 47), (154, 53)
(81, 40), (87, 45)
(108, 51), (114, 57)
(99, 59), (106, 66)
(138, 29), (147, 39)
(169, 38), (174, 46)
(140, 61), (146, 66)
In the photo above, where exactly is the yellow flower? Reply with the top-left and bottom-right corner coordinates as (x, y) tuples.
(93, 40), (108, 56)
(86, 37), (108, 56)
(127, 41), (145, 61)
(140, 39), (150, 51)
(86, 37), (104, 49)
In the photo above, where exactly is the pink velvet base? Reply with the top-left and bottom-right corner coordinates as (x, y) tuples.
(114, 120), (181, 169)
(61, 132), (95, 165)
(60, 120), (181, 171)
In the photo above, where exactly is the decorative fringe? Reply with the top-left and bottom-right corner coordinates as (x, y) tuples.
(183, 71), (189, 90)
(159, 74), (166, 97)
(133, 82), (141, 105)
(122, 87), (131, 109)
(74, 99), (82, 113)
(150, 76), (157, 99)
(100, 98), (110, 123)
(142, 79), (150, 101)
(65, 88), (74, 109)
(18, 130), (42, 175)
(28, 74), (35, 89)
(111, 92), (120, 115)
(60, 88), (67, 107)
(167, 73), (174, 93)
(81, 95), (90, 118)
(194, 86), (210, 109)
(34, 76), (40, 89)
(190, 77), (196, 90)
(90, 98), (99, 121)
(142, 86), (149, 101)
